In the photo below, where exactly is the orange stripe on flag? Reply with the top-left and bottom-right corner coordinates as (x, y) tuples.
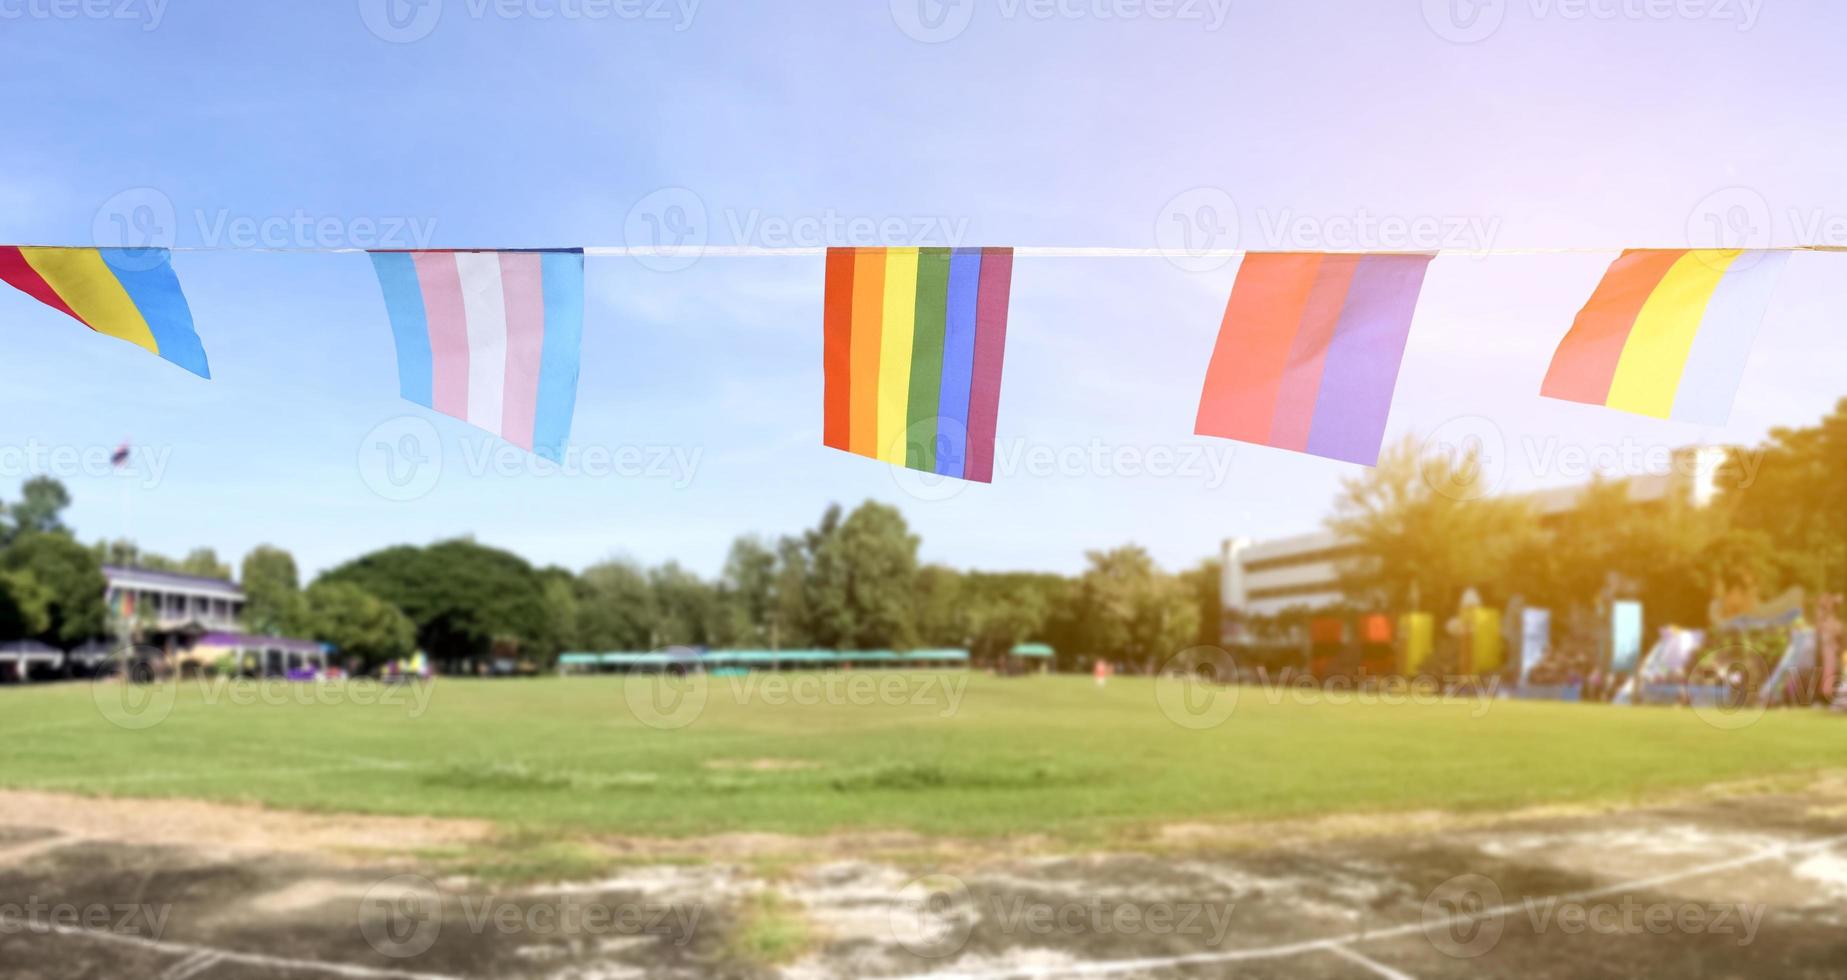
(846, 248), (886, 458)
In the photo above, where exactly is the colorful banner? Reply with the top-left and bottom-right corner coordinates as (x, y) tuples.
(823, 246), (1013, 482)
(1520, 607), (1551, 684)
(0, 246), (210, 377)
(368, 249), (585, 462)
(1610, 600), (1645, 673)
(1195, 252), (1434, 466)
(1470, 606), (1505, 674)
(1402, 612), (1435, 674)
(1541, 249), (1788, 425)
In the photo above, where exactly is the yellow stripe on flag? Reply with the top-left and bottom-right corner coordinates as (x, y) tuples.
(1606, 249), (1741, 418)
(876, 248), (919, 464)
(19, 248), (159, 354)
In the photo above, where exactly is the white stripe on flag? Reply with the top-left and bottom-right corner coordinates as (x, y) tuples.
(454, 252), (509, 434)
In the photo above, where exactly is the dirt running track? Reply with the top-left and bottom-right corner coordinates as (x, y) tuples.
(2, 786), (1845, 978)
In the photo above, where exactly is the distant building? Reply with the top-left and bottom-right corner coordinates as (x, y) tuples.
(1221, 446), (1734, 626)
(101, 565), (325, 675)
(104, 565), (246, 632)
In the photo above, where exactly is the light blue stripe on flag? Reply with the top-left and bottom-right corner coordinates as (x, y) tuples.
(100, 248), (210, 379)
(934, 248), (983, 479)
(532, 250), (586, 464)
(1670, 250), (1788, 427)
(368, 251), (434, 408)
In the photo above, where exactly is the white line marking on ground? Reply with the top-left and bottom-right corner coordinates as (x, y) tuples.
(1328, 944), (1418, 980)
(897, 831), (1847, 979)
(35, 918), (465, 980)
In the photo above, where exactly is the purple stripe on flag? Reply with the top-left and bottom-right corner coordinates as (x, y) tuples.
(962, 248), (1012, 483)
(1303, 254), (1433, 466)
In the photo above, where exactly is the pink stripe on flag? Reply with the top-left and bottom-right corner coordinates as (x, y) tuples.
(412, 251), (471, 419)
(497, 252), (547, 450)
(1267, 255), (1361, 451)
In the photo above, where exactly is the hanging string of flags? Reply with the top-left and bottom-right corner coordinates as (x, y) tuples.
(0, 242), (1808, 482)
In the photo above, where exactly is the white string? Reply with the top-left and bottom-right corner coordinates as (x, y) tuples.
(16, 244), (1840, 256)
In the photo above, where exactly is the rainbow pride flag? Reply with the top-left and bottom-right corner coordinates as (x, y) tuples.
(823, 247), (1013, 482)
(0, 246), (210, 377)
(1194, 252), (1433, 466)
(368, 249), (585, 462)
(1541, 249), (1788, 425)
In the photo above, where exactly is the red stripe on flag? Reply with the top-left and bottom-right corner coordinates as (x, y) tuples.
(1194, 252), (1325, 445)
(822, 248), (856, 451)
(1541, 249), (1685, 406)
(0, 246), (89, 327)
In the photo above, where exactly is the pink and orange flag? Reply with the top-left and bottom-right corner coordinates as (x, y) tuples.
(1195, 252), (1434, 466)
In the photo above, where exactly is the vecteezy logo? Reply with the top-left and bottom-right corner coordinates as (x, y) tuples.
(1687, 186), (1774, 272)
(888, 416), (974, 503)
(1423, 0), (1506, 44)
(889, 874), (974, 958)
(358, 416), (443, 502)
(1153, 647), (1240, 730)
(622, 663), (709, 730)
(92, 187), (178, 273)
(359, 875), (444, 959)
(890, 0), (976, 42)
(623, 187), (708, 273)
(1155, 187), (1239, 273)
(361, 0), (444, 43)
(1422, 873), (1505, 958)
(1419, 416), (1507, 501)
(90, 647), (176, 731)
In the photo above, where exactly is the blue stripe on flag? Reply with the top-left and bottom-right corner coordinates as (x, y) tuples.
(368, 251), (434, 408)
(100, 248), (210, 379)
(934, 248), (983, 479)
(532, 249), (585, 463)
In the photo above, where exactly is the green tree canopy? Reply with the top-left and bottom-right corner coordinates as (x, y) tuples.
(315, 539), (553, 662)
(305, 581), (417, 667)
(241, 545), (308, 635)
(2, 531), (107, 645)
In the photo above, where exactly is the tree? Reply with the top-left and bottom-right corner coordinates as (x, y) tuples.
(537, 567), (580, 664)
(722, 535), (779, 646)
(1328, 437), (1541, 614)
(315, 539), (552, 663)
(649, 561), (738, 647)
(830, 501), (920, 649)
(178, 548), (233, 582)
(241, 545), (307, 635)
(1725, 398), (1847, 594)
(1066, 546), (1198, 671)
(2, 532), (107, 645)
(0, 569), (53, 641)
(575, 559), (656, 652)
(304, 581), (416, 668)
(912, 565), (967, 647)
(2, 477), (72, 543)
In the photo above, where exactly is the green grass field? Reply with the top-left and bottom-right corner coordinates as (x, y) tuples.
(5, 673), (1846, 842)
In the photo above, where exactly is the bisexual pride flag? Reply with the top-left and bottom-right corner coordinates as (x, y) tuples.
(1195, 252), (1434, 466)
(0, 246), (210, 377)
(368, 249), (584, 462)
(823, 247), (1013, 482)
(1541, 249), (1788, 425)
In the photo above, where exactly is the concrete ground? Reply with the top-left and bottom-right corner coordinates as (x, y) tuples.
(2, 787), (1845, 979)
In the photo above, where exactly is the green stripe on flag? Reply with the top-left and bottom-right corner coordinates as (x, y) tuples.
(906, 247), (952, 470)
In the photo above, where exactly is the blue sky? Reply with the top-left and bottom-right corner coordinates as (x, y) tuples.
(1, 0), (1843, 579)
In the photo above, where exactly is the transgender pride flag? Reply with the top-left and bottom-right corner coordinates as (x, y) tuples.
(368, 249), (584, 462)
